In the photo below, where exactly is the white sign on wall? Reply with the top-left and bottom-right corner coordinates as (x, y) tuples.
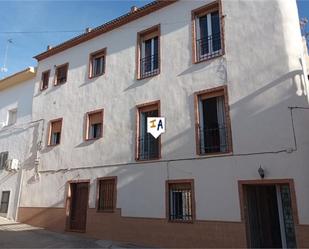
(147, 117), (165, 139)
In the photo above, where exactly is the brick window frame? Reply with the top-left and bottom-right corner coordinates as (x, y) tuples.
(136, 24), (161, 80)
(88, 48), (106, 79)
(191, 0), (224, 64)
(96, 176), (117, 212)
(84, 109), (104, 141)
(40, 70), (50, 91)
(135, 100), (161, 161)
(194, 85), (232, 156)
(47, 118), (63, 146)
(166, 179), (196, 223)
(54, 63), (69, 86)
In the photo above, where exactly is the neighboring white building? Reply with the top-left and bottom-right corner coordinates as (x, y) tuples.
(13, 0), (309, 248)
(0, 67), (37, 220)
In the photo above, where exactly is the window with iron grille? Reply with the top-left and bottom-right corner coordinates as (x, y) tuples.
(40, 70), (50, 90)
(138, 25), (160, 79)
(48, 119), (62, 146)
(89, 49), (106, 78)
(0, 152), (8, 170)
(97, 178), (116, 212)
(196, 87), (231, 155)
(86, 110), (103, 140)
(55, 63), (68, 85)
(137, 103), (160, 160)
(167, 181), (194, 222)
(193, 3), (222, 62)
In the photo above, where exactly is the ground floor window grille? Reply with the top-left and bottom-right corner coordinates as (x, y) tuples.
(168, 182), (193, 222)
(97, 178), (116, 211)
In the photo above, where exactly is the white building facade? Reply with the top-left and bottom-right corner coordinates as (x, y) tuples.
(17, 0), (309, 247)
(0, 67), (38, 220)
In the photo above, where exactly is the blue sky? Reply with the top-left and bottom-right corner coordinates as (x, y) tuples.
(0, 0), (308, 78)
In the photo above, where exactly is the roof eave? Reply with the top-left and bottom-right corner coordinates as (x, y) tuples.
(34, 0), (178, 62)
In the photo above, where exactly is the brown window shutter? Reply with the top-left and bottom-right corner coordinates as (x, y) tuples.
(89, 111), (102, 125)
(52, 120), (62, 133)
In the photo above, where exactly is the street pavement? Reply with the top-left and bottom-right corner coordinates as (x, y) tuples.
(0, 217), (142, 248)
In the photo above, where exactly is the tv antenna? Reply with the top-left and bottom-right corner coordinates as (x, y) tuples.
(1, 38), (13, 73)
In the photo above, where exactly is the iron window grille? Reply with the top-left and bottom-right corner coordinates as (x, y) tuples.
(198, 94), (229, 154)
(98, 178), (116, 211)
(138, 109), (159, 160)
(168, 183), (193, 222)
(195, 8), (222, 62)
(140, 53), (159, 78)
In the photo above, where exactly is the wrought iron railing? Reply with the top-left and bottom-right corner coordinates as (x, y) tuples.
(140, 54), (159, 78)
(138, 134), (159, 160)
(196, 33), (222, 62)
(199, 124), (228, 154)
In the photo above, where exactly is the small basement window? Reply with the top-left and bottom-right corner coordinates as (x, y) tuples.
(54, 63), (68, 85)
(86, 110), (103, 140)
(48, 119), (62, 146)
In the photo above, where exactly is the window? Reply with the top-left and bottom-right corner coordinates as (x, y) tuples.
(0, 152), (8, 170)
(97, 177), (117, 212)
(0, 191), (10, 214)
(85, 109), (103, 140)
(54, 63), (68, 85)
(167, 180), (194, 222)
(7, 109), (17, 126)
(192, 2), (223, 63)
(89, 48), (106, 78)
(137, 25), (160, 79)
(195, 86), (232, 155)
(48, 119), (62, 146)
(40, 70), (50, 90)
(136, 101), (160, 160)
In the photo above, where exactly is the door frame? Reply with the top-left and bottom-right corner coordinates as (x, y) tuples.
(238, 179), (299, 248)
(65, 179), (90, 233)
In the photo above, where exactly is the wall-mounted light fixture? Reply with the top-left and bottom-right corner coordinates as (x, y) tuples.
(258, 165), (265, 179)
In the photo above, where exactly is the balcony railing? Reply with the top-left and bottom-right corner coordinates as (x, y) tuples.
(199, 124), (228, 154)
(196, 33), (222, 62)
(138, 134), (159, 160)
(140, 54), (159, 79)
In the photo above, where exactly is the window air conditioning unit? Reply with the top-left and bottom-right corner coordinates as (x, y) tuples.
(5, 159), (20, 172)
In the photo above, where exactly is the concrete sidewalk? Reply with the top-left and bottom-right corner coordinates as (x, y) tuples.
(0, 217), (141, 248)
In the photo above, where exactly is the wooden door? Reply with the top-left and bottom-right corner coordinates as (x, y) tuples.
(69, 182), (89, 231)
(245, 185), (282, 248)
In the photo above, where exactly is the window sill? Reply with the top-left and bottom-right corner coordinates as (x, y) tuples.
(54, 81), (67, 86)
(96, 209), (115, 213)
(137, 71), (160, 81)
(40, 87), (48, 91)
(168, 219), (194, 224)
(194, 52), (224, 64)
(47, 143), (60, 147)
(197, 151), (232, 158)
(88, 72), (105, 79)
(85, 136), (102, 142)
(135, 156), (161, 162)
